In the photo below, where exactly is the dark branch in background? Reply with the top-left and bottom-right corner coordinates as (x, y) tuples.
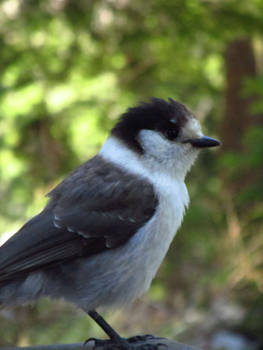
(1, 338), (202, 350)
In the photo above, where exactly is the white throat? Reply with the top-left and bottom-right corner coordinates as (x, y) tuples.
(99, 137), (145, 176)
(99, 135), (198, 183)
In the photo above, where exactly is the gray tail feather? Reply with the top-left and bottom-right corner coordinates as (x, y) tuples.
(0, 278), (32, 308)
(0, 271), (47, 308)
(0, 279), (17, 308)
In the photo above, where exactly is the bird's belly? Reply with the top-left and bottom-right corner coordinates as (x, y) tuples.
(124, 184), (188, 301)
(71, 181), (188, 311)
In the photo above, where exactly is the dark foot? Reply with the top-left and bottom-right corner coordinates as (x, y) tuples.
(128, 335), (167, 349)
(128, 334), (165, 343)
(85, 334), (167, 350)
(85, 337), (128, 349)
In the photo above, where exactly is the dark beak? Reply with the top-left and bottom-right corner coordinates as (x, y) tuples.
(184, 136), (221, 148)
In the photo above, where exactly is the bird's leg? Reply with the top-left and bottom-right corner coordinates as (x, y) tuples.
(87, 309), (122, 341)
(85, 310), (165, 350)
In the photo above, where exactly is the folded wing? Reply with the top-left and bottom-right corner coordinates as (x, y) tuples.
(0, 156), (157, 282)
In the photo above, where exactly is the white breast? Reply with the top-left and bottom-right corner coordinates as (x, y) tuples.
(127, 175), (189, 298)
(95, 137), (189, 306)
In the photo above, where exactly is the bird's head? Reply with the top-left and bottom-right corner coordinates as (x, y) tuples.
(111, 98), (220, 178)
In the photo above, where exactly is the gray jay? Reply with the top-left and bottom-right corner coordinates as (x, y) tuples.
(0, 98), (220, 349)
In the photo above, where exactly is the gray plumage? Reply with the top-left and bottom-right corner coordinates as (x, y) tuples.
(0, 98), (220, 313)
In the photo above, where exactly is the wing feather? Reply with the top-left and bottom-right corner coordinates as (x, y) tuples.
(0, 156), (157, 282)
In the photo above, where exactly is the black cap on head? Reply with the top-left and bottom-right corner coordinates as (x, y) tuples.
(112, 98), (191, 153)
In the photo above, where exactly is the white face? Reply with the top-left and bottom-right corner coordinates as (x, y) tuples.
(137, 117), (202, 179)
(179, 117), (203, 141)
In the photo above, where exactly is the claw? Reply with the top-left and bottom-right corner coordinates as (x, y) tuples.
(84, 337), (127, 349)
(128, 335), (164, 343)
(84, 337), (95, 346)
(84, 335), (166, 350)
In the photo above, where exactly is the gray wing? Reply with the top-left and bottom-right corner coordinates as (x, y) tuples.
(0, 156), (158, 282)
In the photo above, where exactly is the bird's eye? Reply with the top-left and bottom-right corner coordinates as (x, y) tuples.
(166, 129), (179, 140)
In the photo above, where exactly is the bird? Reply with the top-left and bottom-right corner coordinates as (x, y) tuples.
(0, 98), (220, 349)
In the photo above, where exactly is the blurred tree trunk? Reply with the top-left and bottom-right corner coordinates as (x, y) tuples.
(220, 38), (263, 288)
(221, 38), (262, 193)
(222, 38), (257, 152)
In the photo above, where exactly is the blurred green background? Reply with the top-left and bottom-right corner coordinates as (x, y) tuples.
(0, 0), (263, 348)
